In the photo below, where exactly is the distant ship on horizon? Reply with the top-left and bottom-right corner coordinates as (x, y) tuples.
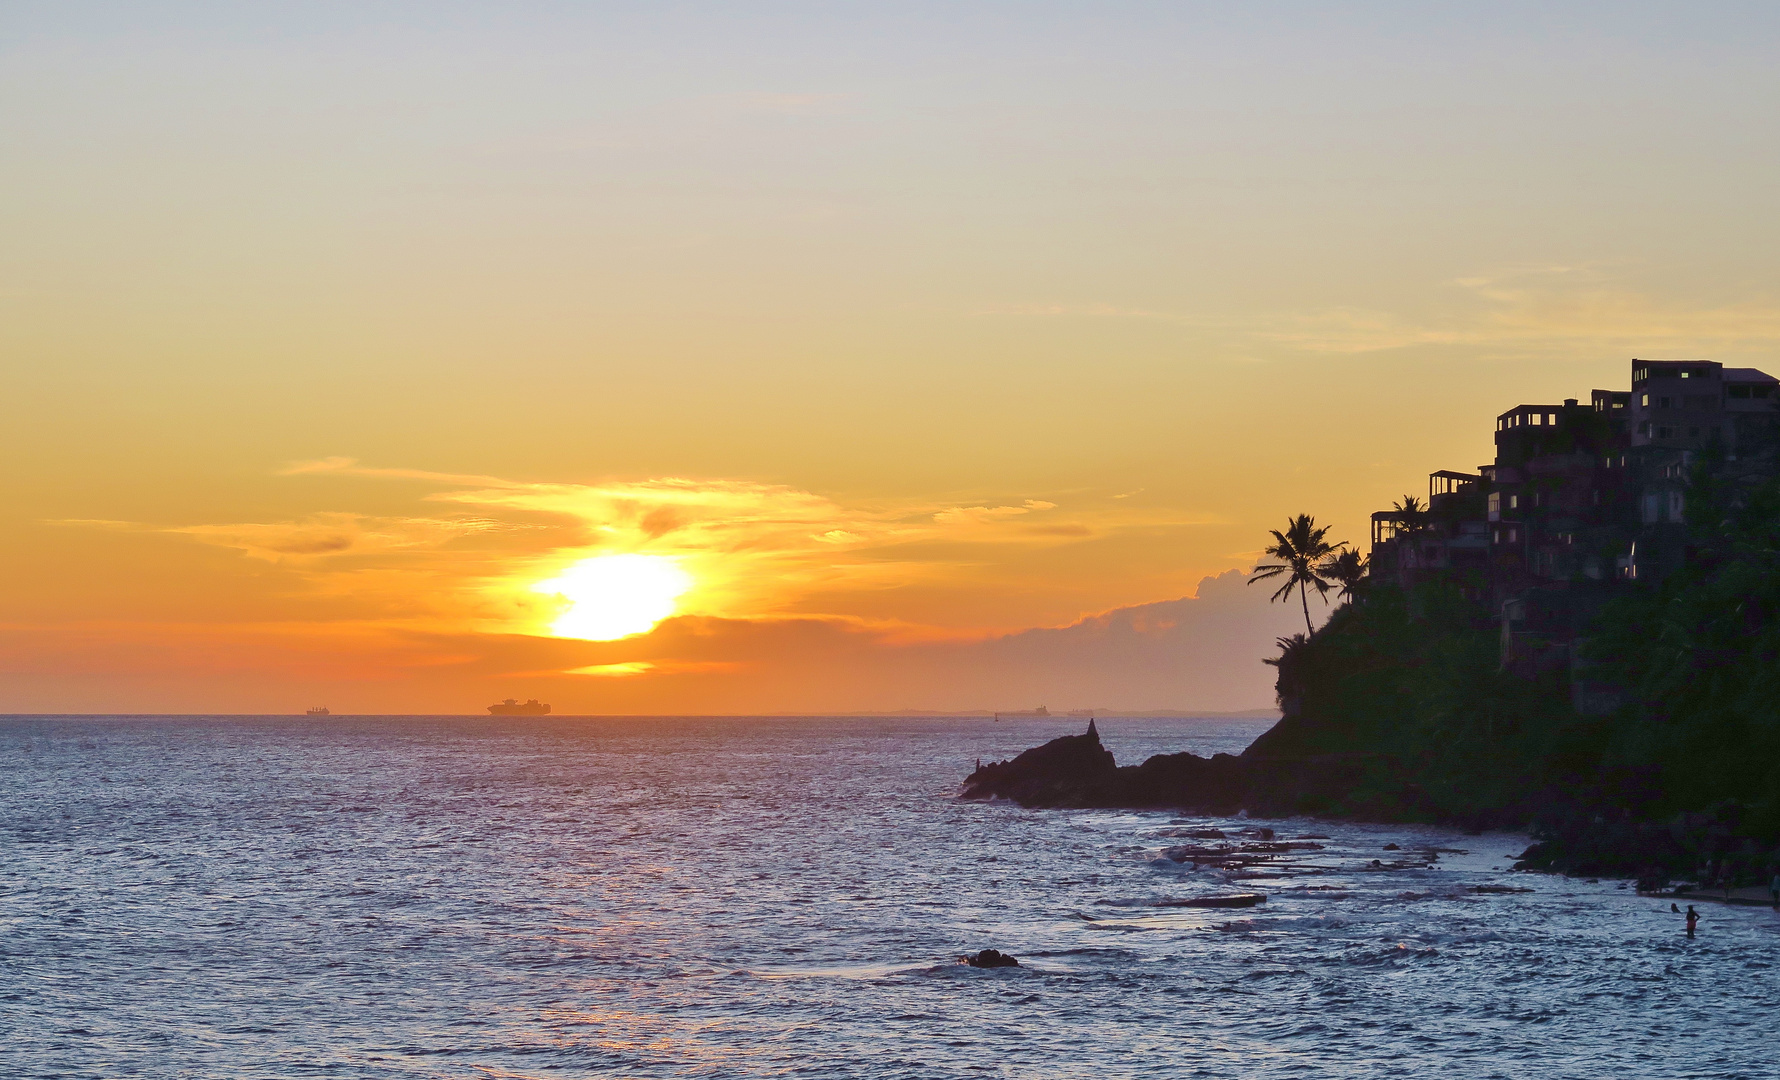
(488, 699), (551, 715)
(993, 706), (1051, 721)
(305, 706), (330, 717)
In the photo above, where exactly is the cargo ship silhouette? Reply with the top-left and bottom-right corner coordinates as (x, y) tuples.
(305, 706), (330, 717)
(488, 698), (551, 715)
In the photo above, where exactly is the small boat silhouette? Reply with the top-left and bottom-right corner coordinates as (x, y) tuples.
(487, 698), (551, 715)
(305, 706), (330, 717)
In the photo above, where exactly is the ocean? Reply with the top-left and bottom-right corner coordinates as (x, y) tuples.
(3, 715), (1775, 1079)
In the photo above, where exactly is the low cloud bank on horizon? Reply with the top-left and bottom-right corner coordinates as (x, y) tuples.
(0, 570), (1307, 715)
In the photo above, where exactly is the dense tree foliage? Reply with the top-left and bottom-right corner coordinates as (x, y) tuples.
(1257, 581), (1576, 826)
(1587, 471), (1780, 835)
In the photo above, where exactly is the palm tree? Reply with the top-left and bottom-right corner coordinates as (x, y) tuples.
(1392, 495), (1427, 534)
(1321, 548), (1369, 604)
(1250, 514), (1345, 636)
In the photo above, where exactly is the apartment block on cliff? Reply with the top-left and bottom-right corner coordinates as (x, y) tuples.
(1369, 358), (1779, 705)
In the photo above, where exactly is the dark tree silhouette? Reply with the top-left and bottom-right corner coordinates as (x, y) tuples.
(1321, 548), (1369, 604)
(1249, 514), (1345, 636)
(1392, 495), (1427, 533)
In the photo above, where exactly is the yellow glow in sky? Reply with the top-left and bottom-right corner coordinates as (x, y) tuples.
(533, 555), (694, 641)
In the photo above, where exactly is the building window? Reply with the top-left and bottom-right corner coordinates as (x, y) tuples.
(1730, 385), (1751, 399)
(1756, 386), (1774, 399)
(1641, 393), (1649, 406)
(1507, 494), (1519, 510)
(1487, 492), (1501, 520)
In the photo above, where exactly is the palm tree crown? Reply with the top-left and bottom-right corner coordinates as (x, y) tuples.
(1392, 495), (1427, 534)
(1321, 548), (1369, 604)
(1249, 513), (1345, 635)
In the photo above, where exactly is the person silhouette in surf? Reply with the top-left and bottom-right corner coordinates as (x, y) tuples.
(1685, 905), (1699, 938)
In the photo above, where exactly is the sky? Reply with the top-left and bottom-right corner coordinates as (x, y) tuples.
(4, 2), (1779, 714)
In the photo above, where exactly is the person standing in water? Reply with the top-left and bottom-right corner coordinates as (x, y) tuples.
(1685, 905), (1700, 938)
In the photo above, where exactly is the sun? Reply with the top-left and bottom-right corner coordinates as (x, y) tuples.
(531, 554), (694, 640)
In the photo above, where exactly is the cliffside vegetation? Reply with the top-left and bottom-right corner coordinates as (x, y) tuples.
(1585, 469), (1780, 836)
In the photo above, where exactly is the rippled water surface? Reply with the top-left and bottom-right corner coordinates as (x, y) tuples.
(3, 715), (1777, 1079)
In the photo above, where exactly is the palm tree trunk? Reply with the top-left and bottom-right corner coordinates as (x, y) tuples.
(1299, 579), (1313, 636)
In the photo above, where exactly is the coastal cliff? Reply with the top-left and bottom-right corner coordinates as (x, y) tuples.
(966, 471), (1780, 887)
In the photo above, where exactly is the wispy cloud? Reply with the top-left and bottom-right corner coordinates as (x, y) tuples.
(981, 265), (1780, 357)
(169, 513), (513, 563)
(278, 457), (517, 487)
(49, 510), (515, 563)
(564, 660), (744, 678)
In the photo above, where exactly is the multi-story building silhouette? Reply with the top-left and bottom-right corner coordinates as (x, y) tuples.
(1369, 358), (1778, 708)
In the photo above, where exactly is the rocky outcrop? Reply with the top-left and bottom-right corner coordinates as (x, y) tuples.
(962, 720), (1379, 818)
(960, 719), (1118, 807)
(961, 949), (1020, 968)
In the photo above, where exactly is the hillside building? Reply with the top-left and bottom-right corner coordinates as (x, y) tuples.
(1368, 358), (1779, 709)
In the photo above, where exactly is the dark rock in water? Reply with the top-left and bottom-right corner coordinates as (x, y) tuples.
(1151, 893), (1266, 909)
(962, 949), (1019, 968)
(1382, 843), (1400, 850)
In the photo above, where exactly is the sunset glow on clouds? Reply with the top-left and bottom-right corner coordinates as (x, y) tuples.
(136, 458), (1177, 644)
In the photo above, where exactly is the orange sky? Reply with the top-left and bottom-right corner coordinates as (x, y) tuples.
(5, 5), (1779, 713)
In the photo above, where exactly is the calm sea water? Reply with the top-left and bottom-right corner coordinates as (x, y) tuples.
(3, 715), (1776, 1079)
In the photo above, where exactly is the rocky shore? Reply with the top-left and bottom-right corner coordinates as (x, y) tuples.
(962, 720), (1780, 891)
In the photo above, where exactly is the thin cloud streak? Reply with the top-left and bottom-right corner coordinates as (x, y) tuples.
(979, 265), (1780, 357)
